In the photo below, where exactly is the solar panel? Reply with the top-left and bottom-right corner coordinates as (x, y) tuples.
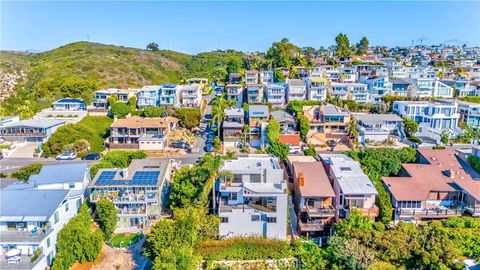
(95, 170), (160, 186)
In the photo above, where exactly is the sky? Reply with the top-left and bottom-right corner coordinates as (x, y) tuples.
(1, 1), (480, 54)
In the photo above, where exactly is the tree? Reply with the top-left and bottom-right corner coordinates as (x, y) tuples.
(291, 240), (326, 270)
(335, 33), (351, 58)
(273, 69), (285, 82)
(127, 96), (137, 112)
(146, 42), (159, 51)
(440, 129), (451, 145)
(111, 102), (130, 118)
(53, 203), (103, 270)
(265, 38), (303, 68)
(225, 57), (242, 74)
(108, 94), (118, 107)
(142, 106), (165, 117)
(11, 163), (43, 182)
(96, 198), (117, 239)
(297, 115), (310, 142)
(347, 118), (359, 141)
(403, 117), (419, 136)
(17, 100), (36, 119)
(266, 119), (290, 161)
(303, 145), (316, 157)
(356, 37), (369, 55)
(174, 108), (201, 129)
(213, 136), (221, 152)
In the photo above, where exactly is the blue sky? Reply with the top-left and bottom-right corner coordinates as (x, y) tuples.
(1, 1), (479, 53)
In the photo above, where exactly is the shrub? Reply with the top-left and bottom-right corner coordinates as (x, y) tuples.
(407, 136), (422, 144)
(11, 163), (43, 182)
(142, 106), (165, 117)
(197, 237), (292, 261)
(174, 108), (201, 129)
(90, 150), (146, 176)
(111, 102), (130, 118)
(96, 199), (117, 239)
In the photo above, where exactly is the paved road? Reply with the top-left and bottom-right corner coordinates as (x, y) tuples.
(0, 158), (99, 173)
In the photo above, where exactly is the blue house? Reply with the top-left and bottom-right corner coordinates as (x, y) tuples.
(137, 86), (161, 108)
(52, 98), (86, 111)
(159, 84), (180, 107)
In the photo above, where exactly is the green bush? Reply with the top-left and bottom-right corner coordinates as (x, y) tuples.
(197, 237), (292, 261)
(43, 116), (113, 156)
(266, 119), (290, 161)
(90, 150), (146, 176)
(52, 203), (103, 270)
(96, 199), (117, 239)
(174, 108), (201, 129)
(142, 106), (165, 117)
(407, 136), (422, 144)
(111, 102), (130, 118)
(11, 163), (43, 182)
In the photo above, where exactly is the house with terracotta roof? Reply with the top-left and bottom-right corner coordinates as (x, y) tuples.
(382, 149), (480, 222)
(279, 133), (301, 154)
(292, 162), (336, 238)
(319, 154), (379, 220)
(107, 116), (178, 150)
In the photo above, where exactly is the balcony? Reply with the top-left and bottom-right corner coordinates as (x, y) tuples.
(357, 126), (390, 135)
(0, 253), (45, 270)
(398, 207), (464, 218)
(303, 205), (335, 217)
(0, 227), (53, 244)
(298, 220), (324, 232)
(465, 206), (480, 216)
(118, 207), (147, 216)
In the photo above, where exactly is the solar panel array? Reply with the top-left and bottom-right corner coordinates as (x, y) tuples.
(95, 171), (160, 186)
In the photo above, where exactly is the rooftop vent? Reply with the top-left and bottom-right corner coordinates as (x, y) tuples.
(298, 173), (305, 187)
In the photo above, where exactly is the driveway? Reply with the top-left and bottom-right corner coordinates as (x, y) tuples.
(9, 143), (38, 158)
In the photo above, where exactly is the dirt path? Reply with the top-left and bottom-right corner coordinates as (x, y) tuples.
(71, 244), (135, 270)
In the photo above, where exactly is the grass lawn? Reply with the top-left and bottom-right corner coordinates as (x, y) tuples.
(109, 233), (142, 248)
(77, 116), (113, 153)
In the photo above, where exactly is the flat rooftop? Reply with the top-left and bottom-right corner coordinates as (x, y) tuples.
(352, 113), (403, 124)
(319, 154), (377, 195)
(222, 155), (280, 173)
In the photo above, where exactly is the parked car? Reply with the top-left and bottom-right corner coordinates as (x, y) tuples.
(204, 143), (214, 152)
(0, 152), (4, 160)
(81, 153), (101, 160)
(56, 152), (77, 160)
(170, 141), (190, 149)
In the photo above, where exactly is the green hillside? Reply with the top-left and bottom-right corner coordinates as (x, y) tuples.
(0, 41), (248, 118)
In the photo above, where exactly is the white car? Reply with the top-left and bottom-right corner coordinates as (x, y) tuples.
(56, 152), (77, 160)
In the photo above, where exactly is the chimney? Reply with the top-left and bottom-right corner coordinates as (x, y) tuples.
(298, 172), (305, 187)
(447, 169), (455, 179)
(113, 116), (118, 122)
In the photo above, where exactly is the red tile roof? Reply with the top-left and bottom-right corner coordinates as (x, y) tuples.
(382, 149), (480, 201)
(279, 133), (301, 146)
(292, 162), (335, 197)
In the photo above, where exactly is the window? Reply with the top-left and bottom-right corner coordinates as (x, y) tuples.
(54, 211), (59, 224)
(69, 183), (75, 189)
(47, 237), (51, 248)
(220, 217), (229, 223)
(251, 215), (260, 221)
(65, 201), (69, 212)
(266, 217), (277, 223)
(250, 174), (262, 183)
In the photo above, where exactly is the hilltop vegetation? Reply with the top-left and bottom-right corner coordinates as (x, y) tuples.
(0, 41), (249, 117)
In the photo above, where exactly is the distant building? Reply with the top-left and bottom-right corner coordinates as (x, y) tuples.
(264, 84), (286, 107)
(270, 110), (297, 134)
(137, 85), (161, 108)
(360, 76), (391, 104)
(93, 88), (131, 109)
(181, 85), (202, 107)
(260, 70), (274, 84)
(390, 78), (413, 97)
(228, 73), (242, 84)
(330, 82), (350, 100)
(286, 79), (307, 102)
(0, 119), (65, 142)
(393, 100), (461, 143)
(457, 100), (480, 128)
(245, 70), (259, 85)
(89, 159), (175, 228)
(246, 84), (264, 103)
(217, 155), (287, 240)
(305, 77), (328, 101)
(107, 116), (178, 150)
(225, 84), (244, 107)
(352, 113), (404, 145)
(248, 105), (269, 149)
(222, 108), (245, 148)
(52, 98), (86, 111)
(159, 84), (180, 107)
